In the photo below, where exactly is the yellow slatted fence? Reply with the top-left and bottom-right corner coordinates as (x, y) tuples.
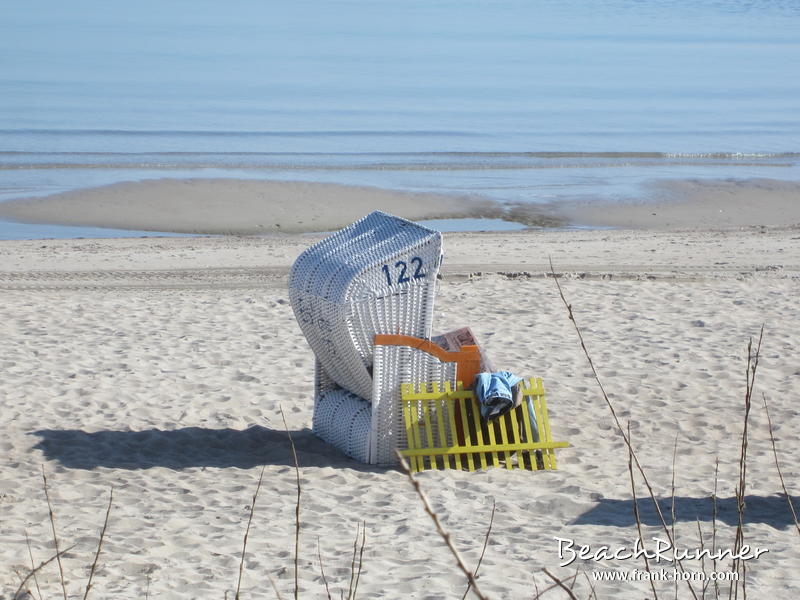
(399, 378), (569, 472)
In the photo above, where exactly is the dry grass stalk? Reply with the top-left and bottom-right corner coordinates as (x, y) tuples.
(532, 569), (581, 600)
(82, 487), (113, 600)
(762, 393), (800, 536)
(541, 568), (578, 600)
(568, 570), (579, 594)
(696, 519), (708, 599)
(347, 524), (359, 599)
(711, 459), (720, 600)
(355, 522), (366, 598)
(627, 423), (658, 600)
(395, 450), (490, 600)
(41, 466), (68, 600)
(582, 570), (598, 600)
(13, 545), (77, 600)
(347, 521), (366, 600)
(548, 259), (698, 599)
(11, 569), (24, 598)
(461, 499), (496, 600)
(24, 531), (43, 600)
(266, 572), (284, 600)
(730, 328), (763, 600)
(317, 537), (333, 600)
(279, 405), (302, 600)
(235, 465), (266, 600)
(671, 434), (679, 600)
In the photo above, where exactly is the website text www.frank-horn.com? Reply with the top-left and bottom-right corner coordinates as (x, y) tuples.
(591, 568), (738, 583)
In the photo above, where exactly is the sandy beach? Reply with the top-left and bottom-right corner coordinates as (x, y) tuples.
(2, 212), (799, 598)
(4, 0), (800, 596)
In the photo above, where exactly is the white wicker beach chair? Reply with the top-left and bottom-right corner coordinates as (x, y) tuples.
(291, 212), (565, 468)
(289, 211), (443, 401)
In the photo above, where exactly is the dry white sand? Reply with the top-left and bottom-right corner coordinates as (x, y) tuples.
(2, 226), (799, 598)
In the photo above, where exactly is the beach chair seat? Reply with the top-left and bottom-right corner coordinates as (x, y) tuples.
(311, 335), (482, 465)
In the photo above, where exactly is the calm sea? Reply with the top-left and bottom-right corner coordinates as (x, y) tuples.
(1, 0), (799, 238)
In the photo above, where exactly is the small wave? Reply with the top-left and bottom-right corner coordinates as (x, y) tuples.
(0, 128), (481, 138)
(1, 156), (796, 172)
(2, 149), (797, 160)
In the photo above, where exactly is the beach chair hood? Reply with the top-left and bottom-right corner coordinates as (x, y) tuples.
(289, 211), (443, 400)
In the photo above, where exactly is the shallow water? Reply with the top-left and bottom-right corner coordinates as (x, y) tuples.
(1, 0), (799, 238)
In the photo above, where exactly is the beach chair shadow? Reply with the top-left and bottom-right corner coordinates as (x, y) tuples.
(29, 426), (385, 472)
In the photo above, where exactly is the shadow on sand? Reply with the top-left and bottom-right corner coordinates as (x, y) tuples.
(30, 425), (383, 472)
(573, 494), (800, 529)
(30, 427), (800, 530)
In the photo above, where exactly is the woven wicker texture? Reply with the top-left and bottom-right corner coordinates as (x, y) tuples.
(312, 387), (372, 463)
(309, 341), (458, 465)
(371, 343), (457, 465)
(289, 211), (442, 401)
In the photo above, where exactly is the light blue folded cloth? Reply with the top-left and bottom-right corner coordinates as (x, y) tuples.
(474, 371), (523, 420)
(474, 372), (541, 444)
